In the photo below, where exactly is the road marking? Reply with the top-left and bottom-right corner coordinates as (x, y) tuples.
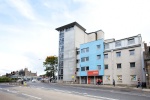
(22, 93), (41, 99)
(85, 95), (119, 100)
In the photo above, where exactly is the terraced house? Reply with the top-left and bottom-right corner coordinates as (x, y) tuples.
(56, 22), (145, 86)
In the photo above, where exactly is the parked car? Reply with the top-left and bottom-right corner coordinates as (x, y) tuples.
(32, 79), (36, 83)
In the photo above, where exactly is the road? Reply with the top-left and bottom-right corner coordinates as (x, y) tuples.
(0, 81), (150, 100)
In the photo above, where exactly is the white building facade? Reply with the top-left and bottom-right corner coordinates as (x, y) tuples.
(103, 34), (145, 86)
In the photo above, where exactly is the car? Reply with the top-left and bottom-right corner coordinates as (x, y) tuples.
(32, 79), (36, 83)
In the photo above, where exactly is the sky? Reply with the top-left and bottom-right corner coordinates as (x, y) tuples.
(0, 0), (150, 76)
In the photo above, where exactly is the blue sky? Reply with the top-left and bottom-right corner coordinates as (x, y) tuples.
(0, 0), (150, 76)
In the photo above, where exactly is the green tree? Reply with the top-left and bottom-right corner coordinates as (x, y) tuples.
(43, 56), (58, 78)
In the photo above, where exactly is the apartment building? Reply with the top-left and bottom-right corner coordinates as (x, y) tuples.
(56, 22), (145, 86)
(56, 22), (104, 82)
(103, 34), (144, 86)
(77, 39), (104, 84)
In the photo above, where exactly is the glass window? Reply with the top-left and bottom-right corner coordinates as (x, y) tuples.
(81, 47), (89, 53)
(97, 45), (101, 49)
(104, 43), (109, 49)
(76, 68), (79, 72)
(130, 75), (137, 81)
(86, 47), (89, 52)
(128, 38), (135, 45)
(97, 65), (101, 70)
(105, 65), (108, 69)
(81, 67), (85, 71)
(86, 57), (89, 61)
(116, 52), (121, 57)
(117, 75), (122, 81)
(115, 41), (121, 47)
(105, 75), (110, 81)
(86, 66), (89, 71)
(104, 54), (108, 58)
(129, 50), (135, 55)
(130, 62), (135, 68)
(117, 63), (121, 69)
(97, 55), (101, 59)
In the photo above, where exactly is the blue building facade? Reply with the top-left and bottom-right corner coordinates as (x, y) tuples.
(78, 39), (104, 84)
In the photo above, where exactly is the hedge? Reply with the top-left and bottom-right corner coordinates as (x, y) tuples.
(0, 77), (12, 83)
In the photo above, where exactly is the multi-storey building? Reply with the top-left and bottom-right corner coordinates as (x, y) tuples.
(103, 34), (144, 86)
(56, 22), (145, 86)
(77, 39), (104, 84)
(56, 22), (104, 82)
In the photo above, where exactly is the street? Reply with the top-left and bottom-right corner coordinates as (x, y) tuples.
(0, 81), (150, 100)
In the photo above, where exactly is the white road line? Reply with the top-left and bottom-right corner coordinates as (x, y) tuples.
(22, 93), (42, 99)
(85, 95), (119, 100)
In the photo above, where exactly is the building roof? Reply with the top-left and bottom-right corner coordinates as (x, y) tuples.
(55, 22), (86, 31)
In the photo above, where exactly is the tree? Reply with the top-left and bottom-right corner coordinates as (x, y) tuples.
(43, 56), (58, 79)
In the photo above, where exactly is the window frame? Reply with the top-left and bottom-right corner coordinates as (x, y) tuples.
(117, 63), (122, 69)
(97, 55), (101, 60)
(130, 62), (135, 68)
(128, 38), (135, 45)
(104, 54), (108, 59)
(129, 50), (135, 55)
(105, 64), (108, 69)
(115, 41), (121, 47)
(116, 52), (121, 57)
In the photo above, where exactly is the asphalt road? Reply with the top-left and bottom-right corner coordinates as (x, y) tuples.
(0, 82), (150, 100)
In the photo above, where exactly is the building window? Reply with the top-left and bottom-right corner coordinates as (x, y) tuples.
(76, 51), (80, 55)
(97, 55), (101, 59)
(117, 63), (121, 69)
(76, 68), (79, 72)
(130, 75), (137, 81)
(81, 47), (89, 53)
(130, 62), (135, 68)
(116, 52), (121, 57)
(86, 66), (89, 71)
(76, 59), (80, 63)
(97, 65), (101, 70)
(104, 43), (109, 49)
(129, 50), (135, 55)
(117, 75), (122, 81)
(128, 38), (135, 45)
(97, 45), (101, 49)
(115, 41), (121, 47)
(104, 54), (108, 58)
(105, 75), (110, 81)
(81, 57), (89, 62)
(81, 67), (85, 71)
(105, 65), (108, 69)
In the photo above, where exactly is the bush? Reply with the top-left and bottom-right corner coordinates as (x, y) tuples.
(0, 77), (12, 83)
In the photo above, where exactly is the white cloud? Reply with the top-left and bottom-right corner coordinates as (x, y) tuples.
(7, 0), (36, 20)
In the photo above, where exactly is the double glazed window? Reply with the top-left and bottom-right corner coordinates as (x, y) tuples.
(115, 41), (121, 47)
(117, 63), (121, 69)
(129, 50), (135, 55)
(81, 57), (89, 62)
(104, 43), (109, 49)
(116, 52), (121, 57)
(97, 45), (101, 49)
(97, 55), (101, 59)
(105, 65), (108, 69)
(81, 66), (89, 71)
(128, 38), (135, 45)
(130, 62), (135, 68)
(104, 54), (108, 58)
(81, 47), (89, 53)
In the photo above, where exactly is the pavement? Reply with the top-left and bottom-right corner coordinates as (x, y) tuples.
(59, 83), (150, 92)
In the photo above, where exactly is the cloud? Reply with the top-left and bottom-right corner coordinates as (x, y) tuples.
(7, 0), (36, 20)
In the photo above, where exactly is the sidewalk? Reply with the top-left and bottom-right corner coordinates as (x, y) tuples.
(60, 83), (150, 92)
